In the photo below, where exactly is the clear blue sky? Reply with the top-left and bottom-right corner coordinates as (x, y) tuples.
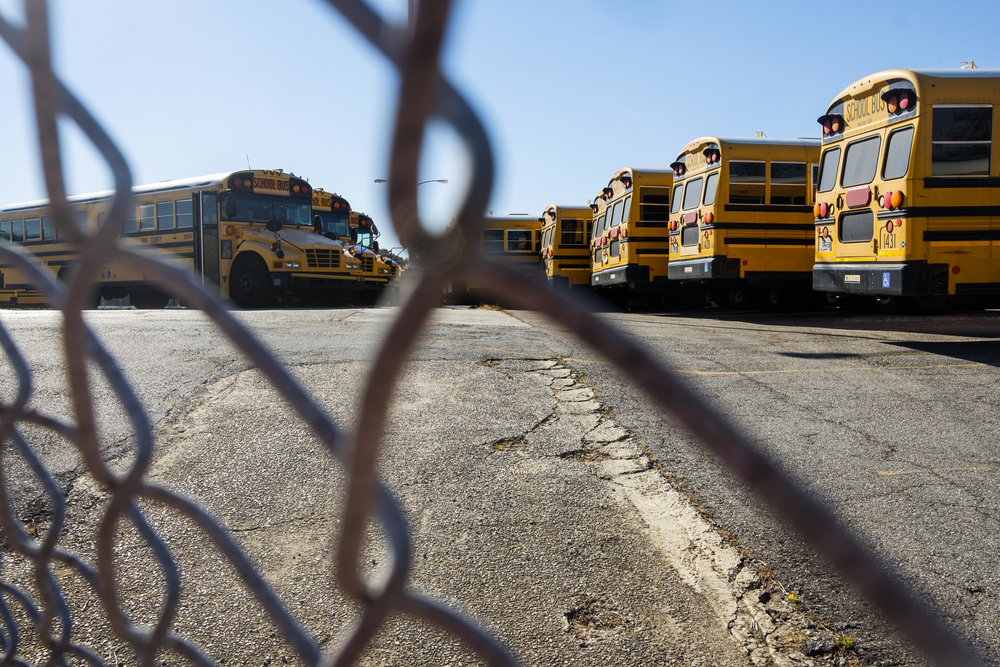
(2, 0), (999, 252)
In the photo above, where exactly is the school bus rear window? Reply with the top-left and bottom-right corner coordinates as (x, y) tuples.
(883, 126), (914, 180)
(841, 135), (881, 187)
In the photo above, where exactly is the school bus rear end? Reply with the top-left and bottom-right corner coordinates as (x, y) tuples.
(540, 204), (593, 289)
(589, 168), (673, 306)
(667, 137), (819, 309)
(813, 68), (1000, 309)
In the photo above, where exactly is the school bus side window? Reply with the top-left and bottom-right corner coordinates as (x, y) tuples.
(932, 106), (991, 176)
(0, 221), (9, 242)
(729, 162), (765, 204)
(138, 204), (155, 231)
(123, 208), (138, 233)
(176, 199), (194, 228)
(817, 148), (840, 192)
(883, 126), (915, 180)
(157, 201), (174, 230)
(507, 229), (533, 252)
(24, 218), (41, 241)
(770, 163), (807, 205)
(482, 228), (504, 252)
(621, 196), (632, 223)
(561, 218), (583, 245)
(41, 216), (56, 240)
(639, 188), (670, 220)
(11, 220), (23, 243)
(72, 211), (88, 229)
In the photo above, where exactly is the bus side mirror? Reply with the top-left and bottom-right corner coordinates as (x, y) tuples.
(313, 215), (322, 233)
(266, 220), (283, 232)
(372, 240), (380, 252)
(224, 195), (238, 219)
(350, 228), (358, 244)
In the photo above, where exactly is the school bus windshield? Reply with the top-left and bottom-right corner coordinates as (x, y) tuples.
(221, 193), (311, 226)
(316, 210), (350, 237)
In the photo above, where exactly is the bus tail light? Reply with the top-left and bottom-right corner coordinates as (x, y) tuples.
(891, 191), (903, 208)
(822, 227), (830, 238)
(814, 203), (821, 218)
(953, 265), (961, 274)
(883, 191), (893, 209)
(602, 187), (614, 199)
(703, 212), (713, 224)
(820, 202), (829, 218)
(669, 160), (685, 177)
(621, 177), (632, 189)
(817, 114), (844, 135)
(886, 220), (894, 232)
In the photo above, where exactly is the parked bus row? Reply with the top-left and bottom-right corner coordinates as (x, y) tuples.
(0, 170), (403, 308)
(461, 68), (1000, 313)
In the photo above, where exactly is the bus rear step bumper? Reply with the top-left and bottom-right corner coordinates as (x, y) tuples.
(591, 264), (648, 287)
(667, 256), (741, 281)
(812, 262), (947, 296)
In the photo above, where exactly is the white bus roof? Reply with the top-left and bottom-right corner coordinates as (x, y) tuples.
(714, 137), (821, 146)
(3, 173), (230, 213)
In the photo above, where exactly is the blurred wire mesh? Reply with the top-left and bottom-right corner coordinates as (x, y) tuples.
(0, 0), (985, 665)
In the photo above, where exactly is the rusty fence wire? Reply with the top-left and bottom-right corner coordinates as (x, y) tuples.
(0, 0), (986, 665)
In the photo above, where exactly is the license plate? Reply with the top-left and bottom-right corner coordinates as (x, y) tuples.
(844, 274), (861, 283)
(684, 266), (693, 273)
(819, 238), (831, 253)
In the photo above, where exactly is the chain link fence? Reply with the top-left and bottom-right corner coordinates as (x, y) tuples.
(0, 0), (984, 665)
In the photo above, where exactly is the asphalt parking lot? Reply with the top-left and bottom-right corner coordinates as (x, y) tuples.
(1, 304), (997, 666)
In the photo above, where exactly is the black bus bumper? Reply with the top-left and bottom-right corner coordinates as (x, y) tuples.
(278, 273), (388, 292)
(812, 262), (948, 296)
(591, 264), (648, 287)
(667, 256), (741, 281)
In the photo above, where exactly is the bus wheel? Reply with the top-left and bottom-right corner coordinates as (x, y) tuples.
(761, 288), (784, 312)
(726, 288), (753, 310)
(230, 255), (274, 309)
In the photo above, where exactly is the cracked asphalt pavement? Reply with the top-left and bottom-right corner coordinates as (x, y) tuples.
(0, 305), (997, 666)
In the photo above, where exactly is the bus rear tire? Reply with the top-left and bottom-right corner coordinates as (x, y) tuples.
(230, 255), (274, 309)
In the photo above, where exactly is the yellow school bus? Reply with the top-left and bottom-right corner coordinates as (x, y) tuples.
(667, 137), (821, 309)
(589, 167), (673, 306)
(0, 169), (359, 308)
(539, 204), (593, 289)
(311, 189), (391, 303)
(813, 68), (1000, 310)
(446, 215), (543, 302)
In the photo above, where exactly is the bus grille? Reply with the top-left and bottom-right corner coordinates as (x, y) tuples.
(362, 256), (374, 272)
(305, 249), (340, 269)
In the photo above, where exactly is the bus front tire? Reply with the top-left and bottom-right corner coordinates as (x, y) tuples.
(230, 255), (274, 309)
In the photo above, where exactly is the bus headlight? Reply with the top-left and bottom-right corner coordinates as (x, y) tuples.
(221, 240), (233, 259)
(284, 262), (300, 269)
(347, 263), (360, 270)
(379, 268), (389, 274)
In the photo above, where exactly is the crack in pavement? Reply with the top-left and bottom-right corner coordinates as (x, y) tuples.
(516, 357), (863, 667)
